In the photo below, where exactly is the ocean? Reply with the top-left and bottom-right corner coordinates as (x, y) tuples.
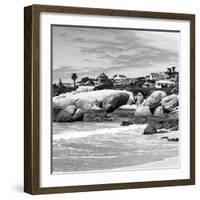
(52, 122), (179, 173)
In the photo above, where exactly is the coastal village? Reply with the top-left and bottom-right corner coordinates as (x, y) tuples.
(80, 66), (178, 89)
(52, 66), (179, 138)
(53, 66), (178, 96)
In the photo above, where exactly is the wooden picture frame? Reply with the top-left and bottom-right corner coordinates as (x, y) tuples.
(24, 4), (195, 195)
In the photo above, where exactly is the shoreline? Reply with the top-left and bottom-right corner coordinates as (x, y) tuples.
(112, 156), (179, 171)
(52, 156), (179, 175)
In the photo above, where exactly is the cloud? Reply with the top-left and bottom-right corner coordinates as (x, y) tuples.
(52, 25), (179, 82)
(59, 32), (68, 37)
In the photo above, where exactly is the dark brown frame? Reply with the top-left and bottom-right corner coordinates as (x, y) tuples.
(24, 4), (195, 195)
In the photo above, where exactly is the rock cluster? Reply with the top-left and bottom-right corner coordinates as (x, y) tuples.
(121, 91), (179, 134)
(53, 89), (179, 135)
(160, 136), (179, 142)
(143, 114), (179, 134)
(135, 91), (179, 117)
(53, 90), (131, 122)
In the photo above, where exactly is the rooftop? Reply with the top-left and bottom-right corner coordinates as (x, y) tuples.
(97, 72), (108, 79)
(113, 74), (127, 79)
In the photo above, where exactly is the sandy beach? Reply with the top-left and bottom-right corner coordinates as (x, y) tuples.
(52, 122), (179, 173)
(53, 156), (179, 175)
(112, 156), (179, 171)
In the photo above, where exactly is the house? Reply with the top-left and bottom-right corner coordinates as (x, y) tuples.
(155, 80), (175, 88)
(146, 73), (160, 81)
(159, 72), (168, 80)
(113, 74), (127, 85)
(113, 75), (137, 85)
(126, 78), (136, 84)
(97, 72), (109, 85)
(146, 72), (168, 81)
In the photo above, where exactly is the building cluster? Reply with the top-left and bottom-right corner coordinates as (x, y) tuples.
(144, 67), (178, 88)
(94, 66), (178, 89)
(96, 73), (136, 86)
(57, 66), (178, 90)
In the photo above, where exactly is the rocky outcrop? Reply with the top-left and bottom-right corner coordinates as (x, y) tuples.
(143, 114), (179, 134)
(55, 105), (76, 122)
(142, 91), (167, 109)
(160, 136), (179, 142)
(52, 89), (179, 125)
(154, 106), (164, 117)
(120, 121), (133, 126)
(135, 105), (152, 117)
(53, 90), (131, 122)
(135, 91), (179, 118)
(102, 92), (129, 113)
(72, 108), (84, 121)
(143, 124), (157, 134)
(161, 94), (179, 111)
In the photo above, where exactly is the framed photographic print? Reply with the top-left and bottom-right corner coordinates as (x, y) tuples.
(24, 4), (195, 194)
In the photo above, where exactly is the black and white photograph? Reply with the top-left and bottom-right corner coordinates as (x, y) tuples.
(52, 25), (180, 174)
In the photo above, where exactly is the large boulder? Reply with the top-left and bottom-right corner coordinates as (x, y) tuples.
(90, 104), (101, 110)
(143, 91), (167, 108)
(143, 114), (179, 134)
(52, 104), (63, 121)
(126, 91), (135, 105)
(154, 106), (164, 116)
(102, 93), (129, 112)
(74, 98), (91, 108)
(53, 89), (131, 109)
(120, 121), (133, 126)
(82, 103), (93, 111)
(72, 108), (84, 121)
(55, 105), (76, 122)
(135, 105), (152, 117)
(53, 90), (132, 122)
(143, 124), (157, 134)
(161, 94), (179, 111)
(53, 94), (76, 108)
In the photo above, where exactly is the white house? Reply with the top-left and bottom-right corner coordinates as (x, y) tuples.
(146, 73), (159, 81)
(113, 74), (127, 85)
(146, 72), (168, 81)
(155, 80), (175, 88)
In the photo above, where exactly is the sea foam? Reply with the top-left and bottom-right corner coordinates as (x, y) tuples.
(53, 124), (148, 141)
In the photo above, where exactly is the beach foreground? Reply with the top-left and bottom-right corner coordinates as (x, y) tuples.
(52, 122), (179, 173)
(52, 89), (179, 173)
(112, 156), (178, 171)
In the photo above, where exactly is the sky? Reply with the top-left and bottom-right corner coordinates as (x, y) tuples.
(52, 25), (179, 83)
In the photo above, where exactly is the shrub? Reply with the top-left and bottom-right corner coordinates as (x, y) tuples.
(52, 84), (77, 97)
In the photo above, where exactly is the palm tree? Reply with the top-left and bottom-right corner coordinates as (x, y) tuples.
(71, 73), (78, 87)
(172, 66), (176, 73)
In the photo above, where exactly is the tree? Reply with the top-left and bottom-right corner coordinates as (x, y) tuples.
(71, 73), (78, 87)
(172, 66), (176, 73)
